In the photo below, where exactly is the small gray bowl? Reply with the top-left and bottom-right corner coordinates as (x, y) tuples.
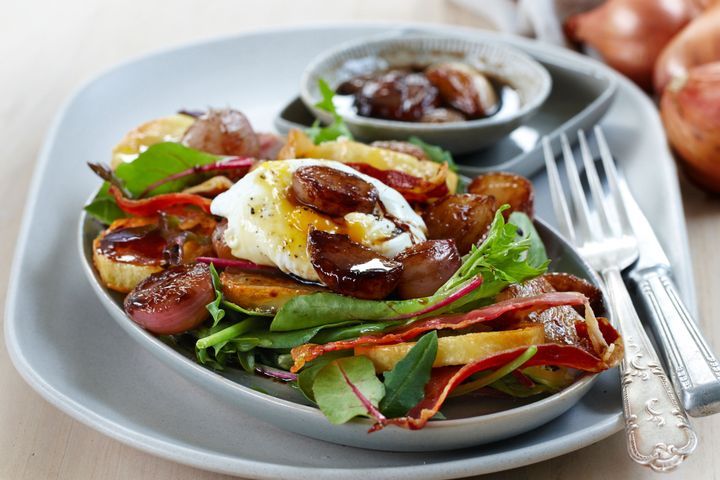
(300, 34), (552, 154)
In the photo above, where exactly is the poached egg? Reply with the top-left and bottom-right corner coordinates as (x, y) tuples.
(210, 159), (427, 282)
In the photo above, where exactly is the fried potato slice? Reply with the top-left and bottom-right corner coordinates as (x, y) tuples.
(220, 269), (326, 314)
(278, 129), (458, 193)
(111, 113), (196, 169)
(92, 217), (165, 293)
(355, 325), (545, 372)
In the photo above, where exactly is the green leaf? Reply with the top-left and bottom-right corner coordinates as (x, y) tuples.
(408, 136), (458, 172)
(315, 78), (338, 114)
(311, 321), (397, 344)
(196, 317), (265, 350)
(297, 351), (351, 402)
(235, 322), (351, 350)
(237, 350), (256, 373)
(84, 182), (127, 224)
(115, 142), (219, 197)
(509, 212), (548, 269)
(438, 206), (549, 311)
(489, 374), (549, 398)
(312, 356), (385, 424)
(222, 300), (274, 317)
(206, 264), (226, 327)
(380, 331), (438, 418)
(306, 78), (353, 144)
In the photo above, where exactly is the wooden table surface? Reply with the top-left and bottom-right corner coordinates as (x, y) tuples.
(2, 0), (720, 478)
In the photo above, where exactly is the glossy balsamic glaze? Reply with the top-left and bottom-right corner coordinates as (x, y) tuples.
(98, 224), (166, 265)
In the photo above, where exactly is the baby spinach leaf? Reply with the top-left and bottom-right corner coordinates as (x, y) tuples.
(408, 136), (458, 172)
(84, 182), (127, 224)
(380, 331), (438, 418)
(114, 142), (219, 197)
(237, 350), (256, 373)
(312, 356), (385, 424)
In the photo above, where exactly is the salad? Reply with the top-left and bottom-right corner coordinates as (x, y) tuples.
(84, 93), (623, 431)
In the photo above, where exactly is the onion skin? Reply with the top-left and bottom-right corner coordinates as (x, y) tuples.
(654, 4), (720, 93)
(660, 62), (720, 192)
(565, 0), (693, 91)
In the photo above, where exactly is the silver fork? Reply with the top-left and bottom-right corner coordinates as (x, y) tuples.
(543, 127), (698, 472)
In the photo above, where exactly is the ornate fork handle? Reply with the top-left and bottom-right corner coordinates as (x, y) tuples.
(631, 266), (720, 416)
(603, 267), (697, 472)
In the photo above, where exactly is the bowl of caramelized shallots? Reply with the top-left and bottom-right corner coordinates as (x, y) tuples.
(300, 34), (552, 154)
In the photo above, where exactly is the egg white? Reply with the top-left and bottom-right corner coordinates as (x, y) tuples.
(210, 159), (427, 282)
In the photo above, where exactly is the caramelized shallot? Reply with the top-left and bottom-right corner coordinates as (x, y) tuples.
(308, 230), (402, 300)
(292, 166), (378, 217)
(423, 194), (497, 254)
(124, 263), (214, 335)
(395, 240), (461, 299)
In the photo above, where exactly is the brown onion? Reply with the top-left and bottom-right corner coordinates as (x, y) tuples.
(660, 62), (720, 192)
(654, 4), (720, 93)
(565, 0), (693, 91)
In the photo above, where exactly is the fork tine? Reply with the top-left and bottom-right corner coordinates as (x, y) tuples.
(578, 129), (615, 235)
(542, 136), (576, 244)
(561, 133), (596, 243)
(594, 125), (634, 235)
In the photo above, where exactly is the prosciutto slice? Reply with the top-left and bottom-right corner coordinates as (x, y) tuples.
(290, 291), (587, 372)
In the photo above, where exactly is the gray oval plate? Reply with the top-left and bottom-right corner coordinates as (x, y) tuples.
(79, 209), (604, 452)
(4, 23), (694, 479)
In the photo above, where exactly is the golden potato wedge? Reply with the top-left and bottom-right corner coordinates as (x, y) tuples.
(355, 325), (545, 372)
(220, 269), (326, 314)
(111, 113), (196, 170)
(278, 129), (458, 193)
(92, 217), (165, 293)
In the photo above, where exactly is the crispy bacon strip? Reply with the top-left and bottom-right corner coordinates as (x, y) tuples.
(290, 291), (587, 372)
(346, 162), (449, 201)
(371, 341), (620, 432)
(109, 185), (212, 216)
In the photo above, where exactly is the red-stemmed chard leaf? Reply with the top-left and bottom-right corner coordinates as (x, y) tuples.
(311, 356), (385, 424)
(139, 156), (255, 197)
(392, 276), (482, 320)
(338, 364), (387, 423)
(195, 256), (277, 271)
